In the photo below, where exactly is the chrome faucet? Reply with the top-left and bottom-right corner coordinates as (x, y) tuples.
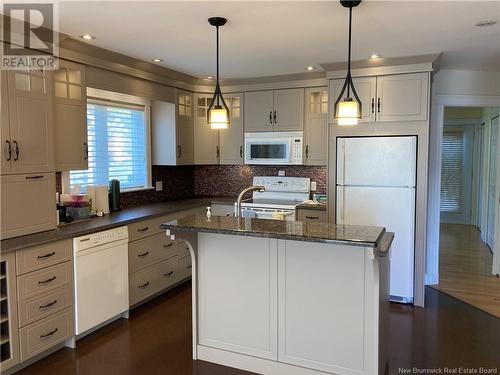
(236, 185), (266, 217)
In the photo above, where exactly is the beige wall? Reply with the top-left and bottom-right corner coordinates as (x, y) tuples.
(443, 106), (483, 120)
(433, 69), (500, 97)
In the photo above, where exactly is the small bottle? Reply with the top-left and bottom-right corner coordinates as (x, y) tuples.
(206, 206), (212, 219)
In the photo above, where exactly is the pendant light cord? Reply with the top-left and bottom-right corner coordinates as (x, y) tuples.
(347, 5), (352, 98)
(216, 25), (220, 106)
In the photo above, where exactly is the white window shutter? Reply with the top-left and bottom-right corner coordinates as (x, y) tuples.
(440, 130), (464, 213)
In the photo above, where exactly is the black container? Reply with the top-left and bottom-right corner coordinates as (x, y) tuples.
(109, 179), (121, 211)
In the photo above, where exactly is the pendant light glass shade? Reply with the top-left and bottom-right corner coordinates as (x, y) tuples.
(207, 17), (230, 130)
(334, 1), (362, 126)
(337, 99), (360, 126)
(208, 105), (230, 129)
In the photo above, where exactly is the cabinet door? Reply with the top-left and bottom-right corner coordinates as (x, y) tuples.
(1, 71), (12, 174)
(244, 90), (274, 132)
(198, 233), (278, 360)
(219, 94), (244, 164)
(376, 73), (429, 122)
(0, 252), (20, 372)
(54, 61), (88, 171)
(7, 69), (54, 174)
(329, 77), (376, 123)
(0, 173), (56, 239)
(273, 88), (304, 131)
(194, 94), (220, 164)
(304, 87), (328, 165)
(151, 100), (176, 165)
(176, 90), (194, 165)
(278, 241), (366, 374)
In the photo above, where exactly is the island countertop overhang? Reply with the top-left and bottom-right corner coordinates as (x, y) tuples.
(161, 215), (394, 256)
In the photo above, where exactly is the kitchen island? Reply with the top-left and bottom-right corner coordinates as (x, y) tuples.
(162, 215), (393, 375)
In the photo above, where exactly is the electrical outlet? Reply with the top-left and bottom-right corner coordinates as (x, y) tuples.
(155, 181), (163, 192)
(278, 170), (285, 177)
(311, 181), (317, 191)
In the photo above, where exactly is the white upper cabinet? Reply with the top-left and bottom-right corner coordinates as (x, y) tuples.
(176, 90), (195, 165)
(376, 72), (429, 122)
(194, 94), (220, 164)
(1, 71), (11, 175)
(245, 89), (304, 132)
(273, 88), (304, 132)
(329, 72), (429, 124)
(219, 94), (244, 165)
(304, 87), (328, 166)
(54, 60), (88, 171)
(194, 93), (244, 165)
(6, 69), (54, 174)
(244, 90), (274, 132)
(330, 77), (376, 123)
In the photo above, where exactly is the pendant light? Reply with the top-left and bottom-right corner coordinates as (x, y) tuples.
(334, 0), (362, 126)
(207, 17), (230, 130)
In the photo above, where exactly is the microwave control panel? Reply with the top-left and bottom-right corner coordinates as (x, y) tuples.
(291, 137), (303, 164)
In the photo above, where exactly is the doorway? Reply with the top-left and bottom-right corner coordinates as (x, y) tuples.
(432, 106), (500, 317)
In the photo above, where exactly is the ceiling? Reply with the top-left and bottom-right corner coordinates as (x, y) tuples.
(53, 1), (500, 79)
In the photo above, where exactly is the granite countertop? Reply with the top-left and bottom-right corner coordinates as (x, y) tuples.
(1, 197), (237, 253)
(162, 215), (388, 253)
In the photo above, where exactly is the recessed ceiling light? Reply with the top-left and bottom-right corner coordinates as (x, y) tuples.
(80, 34), (95, 40)
(306, 66), (315, 71)
(475, 20), (497, 27)
(206, 76), (214, 80)
(370, 54), (382, 59)
(152, 58), (163, 63)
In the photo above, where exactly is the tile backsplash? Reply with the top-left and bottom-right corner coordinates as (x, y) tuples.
(57, 164), (327, 208)
(194, 165), (327, 197)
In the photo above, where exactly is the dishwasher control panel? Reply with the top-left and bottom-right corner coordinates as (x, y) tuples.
(73, 226), (129, 251)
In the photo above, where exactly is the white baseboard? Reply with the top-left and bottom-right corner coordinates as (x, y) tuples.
(425, 273), (439, 285)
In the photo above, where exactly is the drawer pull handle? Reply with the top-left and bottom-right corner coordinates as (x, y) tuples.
(25, 175), (43, 180)
(138, 251), (149, 257)
(305, 216), (319, 220)
(37, 251), (56, 259)
(163, 243), (173, 248)
(40, 328), (58, 339)
(38, 276), (56, 284)
(39, 299), (58, 309)
(164, 271), (174, 277)
(137, 227), (149, 232)
(186, 265), (192, 269)
(139, 282), (150, 289)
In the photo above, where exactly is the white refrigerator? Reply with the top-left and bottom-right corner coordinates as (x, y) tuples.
(336, 136), (416, 303)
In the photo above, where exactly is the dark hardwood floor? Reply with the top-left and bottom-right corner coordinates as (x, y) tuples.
(18, 283), (500, 375)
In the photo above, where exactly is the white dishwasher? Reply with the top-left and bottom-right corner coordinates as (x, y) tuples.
(71, 226), (129, 344)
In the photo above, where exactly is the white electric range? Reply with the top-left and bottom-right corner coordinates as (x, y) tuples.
(239, 176), (311, 221)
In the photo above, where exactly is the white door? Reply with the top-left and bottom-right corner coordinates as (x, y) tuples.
(376, 73), (428, 122)
(198, 233), (278, 360)
(74, 240), (129, 335)
(486, 116), (499, 248)
(337, 186), (415, 301)
(273, 88), (304, 132)
(330, 77), (376, 123)
(244, 91), (274, 132)
(337, 136), (417, 187)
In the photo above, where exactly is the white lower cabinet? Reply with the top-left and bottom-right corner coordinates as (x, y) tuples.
(198, 233), (278, 360)
(277, 241), (365, 374)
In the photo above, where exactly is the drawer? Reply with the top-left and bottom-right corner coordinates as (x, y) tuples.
(19, 308), (73, 362)
(128, 207), (205, 242)
(296, 209), (327, 223)
(129, 256), (179, 306)
(16, 239), (72, 275)
(17, 262), (72, 301)
(129, 233), (177, 273)
(18, 285), (72, 327)
(178, 255), (192, 281)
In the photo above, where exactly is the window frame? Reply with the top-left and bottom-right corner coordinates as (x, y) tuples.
(62, 88), (152, 193)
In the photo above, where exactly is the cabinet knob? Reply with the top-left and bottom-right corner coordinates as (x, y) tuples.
(269, 111), (273, 125)
(216, 146), (220, 158)
(240, 145), (243, 158)
(5, 140), (11, 161)
(40, 328), (58, 339)
(139, 281), (150, 289)
(177, 145), (182, 158)
(305, 145), (309, 158)
(38, 276), (56, 284)
(83, 142), (88, 160)
(13, 140), (19, 161)
(273, 110), (277, 124)
(138, 251), (150, 257)
(371, 98), (375, 114)
(377, 98), (381, 113)
(39, 299), (58, 309)
(37, 251), (55, 259)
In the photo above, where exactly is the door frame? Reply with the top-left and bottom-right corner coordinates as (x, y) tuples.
(427, 95), (500, 285)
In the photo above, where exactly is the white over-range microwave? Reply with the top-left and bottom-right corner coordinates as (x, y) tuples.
(244, 131), (303, 165)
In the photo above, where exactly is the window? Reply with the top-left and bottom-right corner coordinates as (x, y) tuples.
(440, 130), (464, 212)
(69, 97), (151, 192)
